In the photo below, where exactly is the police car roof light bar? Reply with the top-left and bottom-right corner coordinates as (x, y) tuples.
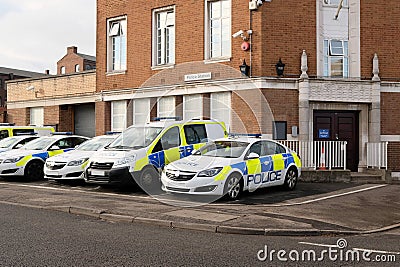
(152, 116), (182, 122)
(228, 133), (262, 138)
(51, 132), (73, 135)
(0, 123), (16, 126)
(106, 131), (121, 135)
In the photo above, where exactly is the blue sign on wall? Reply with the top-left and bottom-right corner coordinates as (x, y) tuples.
(318, 129), (330, 139)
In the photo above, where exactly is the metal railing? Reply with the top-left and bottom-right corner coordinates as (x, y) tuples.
(367, 142), (388, 170)
(279, 140), (347, 170)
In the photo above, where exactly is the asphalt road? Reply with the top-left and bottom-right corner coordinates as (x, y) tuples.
(0, 203), (398, 267)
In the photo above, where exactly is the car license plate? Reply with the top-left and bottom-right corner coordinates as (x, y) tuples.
(91, 169), (105, 176)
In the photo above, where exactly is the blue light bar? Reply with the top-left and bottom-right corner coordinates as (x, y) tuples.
(228, 133), (262, 138)
(106, 131), (121, 135)
(152, 116), (181, 122)
(51, 132), (73, 135)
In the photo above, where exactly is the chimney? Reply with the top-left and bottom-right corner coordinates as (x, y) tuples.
(45, 70), (50, 75)
(67, 46), (78, 54)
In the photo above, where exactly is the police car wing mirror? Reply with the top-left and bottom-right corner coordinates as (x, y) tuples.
(15, 144), (24, 149)
(247, 152), (260, 160)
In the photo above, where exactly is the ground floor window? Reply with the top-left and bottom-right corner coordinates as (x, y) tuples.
(133, 98), (150, 125)
(30, 107), (44, 126)
(157, 96), (175, 118)
(111, 100), (127, 132)
(183, 94), (203, 120)
(211, 92), (231, 130)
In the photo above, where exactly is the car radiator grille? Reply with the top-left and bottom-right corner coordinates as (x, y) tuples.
(166, 171), (197, 181)
(90, 162), (114, 170)
(46, 162), (66, 170)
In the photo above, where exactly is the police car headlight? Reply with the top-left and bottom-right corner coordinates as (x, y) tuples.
(114, 155), (136, 167)
(67, 158), (89, 166)
(3, 156), (25, 164)
(197, 167), (223, 177)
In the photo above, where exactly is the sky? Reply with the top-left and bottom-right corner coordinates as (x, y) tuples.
(0, 0), (96, 75)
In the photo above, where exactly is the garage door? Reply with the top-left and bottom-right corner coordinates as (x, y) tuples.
(74, 103), (95, 137)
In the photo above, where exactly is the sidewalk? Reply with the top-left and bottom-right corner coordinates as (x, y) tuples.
(0, 181), (399, 236)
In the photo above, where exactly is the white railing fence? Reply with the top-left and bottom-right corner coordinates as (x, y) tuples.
(367, 142), (388, 170)
(279, 141), (347, 170)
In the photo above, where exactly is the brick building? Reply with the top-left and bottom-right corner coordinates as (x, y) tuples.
(6, 47), (97, 137)
(6, 1), (400, 175)
(57, 46), (96, 74)
(0, 67), (48, 122)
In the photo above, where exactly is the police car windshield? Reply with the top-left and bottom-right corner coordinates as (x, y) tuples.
(107, 127), (163, 149)
(195, 141), (249, 158)
(21, 137), (55, 150)
(0, 137), (19, 148)
(77, 137), (115, 151)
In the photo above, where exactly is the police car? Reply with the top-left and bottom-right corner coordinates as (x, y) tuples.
(44, 134), (118, 181)
(85, 118), (227, 192)
(0, 134), (39, 153)
(0, 133), (89, 181)
(161, 135), (302, 200)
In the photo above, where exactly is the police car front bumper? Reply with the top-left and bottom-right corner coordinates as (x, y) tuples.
(161, 172), (225, 196)
(85, 166), (134, 185)
(44, 165), (84, 180)
(0, 163), (25, 177)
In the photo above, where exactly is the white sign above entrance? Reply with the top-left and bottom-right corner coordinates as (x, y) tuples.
(184, 72), (212, 82)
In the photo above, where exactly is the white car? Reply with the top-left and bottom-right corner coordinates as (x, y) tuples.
(0, 134), (89, 181)
(44, 135), (117, 181)
(0, 135), (39, 153)
(161, 136), (302, 200)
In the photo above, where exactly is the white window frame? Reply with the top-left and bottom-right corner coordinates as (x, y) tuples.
(107, 16), (127, 73)
(183, 94), (203, 120)
(111, 100), (127, 132)
(323, 39), (349, 78)
(133, 98), (150, 125)
(157, 96), (176, 118)
(204, 0), (231, 61)
(75, 64), (80, 72)
(152, 6), (175, 68)
(30, 107), (44, 126)
(60, 66), (66, 74)
(210, 92), (231, 131)
(323, 0), (348, 7)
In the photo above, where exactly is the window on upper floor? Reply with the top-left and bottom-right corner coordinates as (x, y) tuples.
(75, 64), (80, 72)
(153, 7), (175, 67)
(323, 39), (348, 78)
(205, 0), (231, 61)
(323, 0), (348, 6)
(107, 16), (127, 72)
(60, 66), (66, 74)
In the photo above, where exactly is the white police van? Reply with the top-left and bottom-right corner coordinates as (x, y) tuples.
(85, 118), (227, 192)
(161, 134), (302, 200)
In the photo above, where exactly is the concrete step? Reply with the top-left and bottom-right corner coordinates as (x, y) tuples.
(350, 172), (385, 184)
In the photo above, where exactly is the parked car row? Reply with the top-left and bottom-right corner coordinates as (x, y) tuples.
(0, 119), (302, 201)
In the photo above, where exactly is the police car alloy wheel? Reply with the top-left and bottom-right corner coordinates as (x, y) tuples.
(25, 160), (44, 181)
(224, 173), (243, 200)
(284, 167), (298, 190)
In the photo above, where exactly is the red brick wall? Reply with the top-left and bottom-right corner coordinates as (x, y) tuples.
(381, 93), (400, 135)
(262, 89), (299, 134)
(97, 0), (309, 93)
(59, 106), (74, 132)
(95, 101), (111, 135)
(7, 108), (30, 126)
(257, 0), (317, 77)
(388, 142), (400, 171)
(360, 1), (400, 80)
(231, 90), (261, 134)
